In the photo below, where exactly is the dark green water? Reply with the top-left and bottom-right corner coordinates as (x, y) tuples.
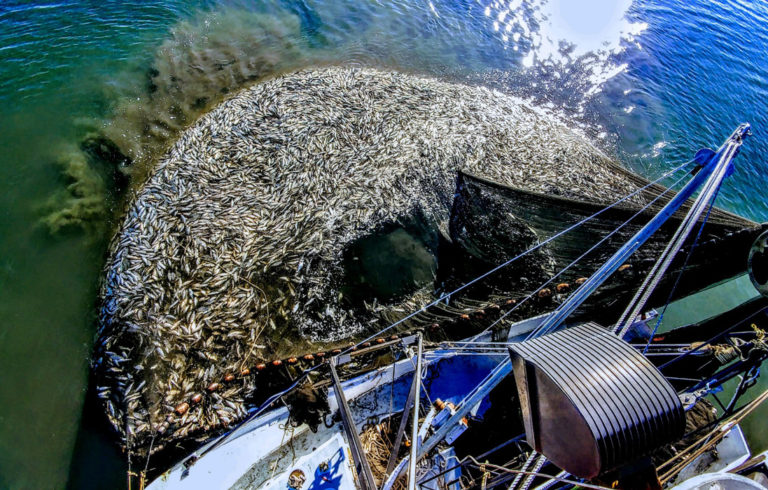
(1, 4), (200, 487)
(2, 0), (768, 488)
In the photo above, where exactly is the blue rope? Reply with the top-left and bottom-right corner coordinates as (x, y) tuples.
(641, 182), (723, 354)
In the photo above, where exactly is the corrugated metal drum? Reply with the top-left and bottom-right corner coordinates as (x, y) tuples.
(508, 322), (685, 479)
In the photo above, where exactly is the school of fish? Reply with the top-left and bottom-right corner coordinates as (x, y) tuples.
(93, 66), (647, 453)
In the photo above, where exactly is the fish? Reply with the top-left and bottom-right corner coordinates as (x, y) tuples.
(92, 66), (695, 455)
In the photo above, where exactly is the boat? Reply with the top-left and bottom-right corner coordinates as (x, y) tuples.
(143, 123), (768, 489)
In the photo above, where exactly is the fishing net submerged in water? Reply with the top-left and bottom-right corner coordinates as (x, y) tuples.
(442, 171), (756, 321)
(92, 66), (756, 456)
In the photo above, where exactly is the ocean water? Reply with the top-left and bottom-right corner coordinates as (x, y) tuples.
(1, 0), (768, 488)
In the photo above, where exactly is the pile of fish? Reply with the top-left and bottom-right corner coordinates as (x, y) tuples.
(94, 66), (647, 453)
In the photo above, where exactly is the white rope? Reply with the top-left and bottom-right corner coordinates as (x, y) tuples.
(518, 454), (548, 490)
(509, 452), (538, 490)
(465, 456), (612, 490)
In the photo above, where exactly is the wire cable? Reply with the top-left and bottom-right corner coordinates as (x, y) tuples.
(340, 159), (696, 352)
(641, 184), (723, 353)
(474, 166), (694, 338)
(192, 159), (696, 456)
(464, 456), (612, 490)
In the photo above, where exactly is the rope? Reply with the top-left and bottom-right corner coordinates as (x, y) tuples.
(658, 307), (768, 371)
(415, 435), (526, 487)
(615, 141), (738, 339)
(192, 160), (696, 458)
(519, 454), (548, 490)
(463, 456), (612, 490)
(474, 166), (693, 339)
(143, 432), (156, 477)
(404, 346), (435, 408)
(658, 388), (768, 484)
(713, 339), (746, 364)
(181, 143), (746, 478)
(509, 451), (537, 490)
(342, 160), (695, 352)
(752, 323), (766, 343)
(639, 183), (723, 353)
(232, 159), (695, 426)
(125, 417), (134, 490)
(536, 471), (570, 490)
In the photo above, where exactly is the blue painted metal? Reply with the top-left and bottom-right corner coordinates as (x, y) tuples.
(381, 357), (514, 489)
(381, 125), (752, 489)
(693, 148), (717, 166)
(382, 359), (512, 488)
(529, 123), (751, 340)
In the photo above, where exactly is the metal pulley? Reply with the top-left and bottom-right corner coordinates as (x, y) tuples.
(509, 322), (685, 479)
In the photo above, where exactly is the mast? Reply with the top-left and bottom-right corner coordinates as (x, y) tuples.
(329, 357), (377, 490)
(407, 335), (423, 490)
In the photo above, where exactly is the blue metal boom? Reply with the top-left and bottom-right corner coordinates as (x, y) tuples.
(529, 123), (751, 340)
(381, 123), (751, 489)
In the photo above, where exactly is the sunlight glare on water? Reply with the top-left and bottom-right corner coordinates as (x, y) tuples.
(483, 0), (646, 79)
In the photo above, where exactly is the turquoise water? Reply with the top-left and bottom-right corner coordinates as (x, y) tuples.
(2, 0), (768, 488)
(659, 274), (760, 330)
